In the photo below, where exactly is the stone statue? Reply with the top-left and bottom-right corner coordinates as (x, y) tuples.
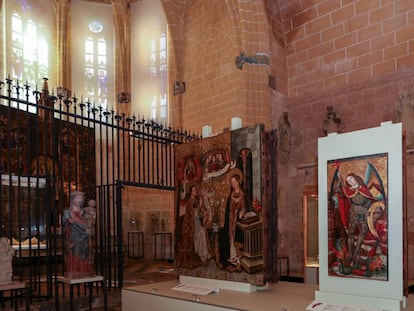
(398, 89), (414, 148)
(0, 237), (14, 284)
(278, 112), (291, 163)
(323, 106), (341, 135)
(63, 192), (96, 279)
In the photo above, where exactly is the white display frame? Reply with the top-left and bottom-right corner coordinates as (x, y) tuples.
(315, 122), (403, 310)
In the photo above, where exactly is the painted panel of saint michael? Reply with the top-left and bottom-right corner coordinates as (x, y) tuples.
(327, 153), (388, 281)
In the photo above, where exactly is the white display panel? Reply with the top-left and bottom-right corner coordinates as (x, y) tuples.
(316, 122), (403, 310)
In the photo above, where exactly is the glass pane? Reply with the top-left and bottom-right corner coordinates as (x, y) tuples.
(85, 39), (94, 54)
(11, 13), (22, 32)
(97, 39), (106, 55)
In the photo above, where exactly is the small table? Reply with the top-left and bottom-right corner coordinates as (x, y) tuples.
(57, 275), (105, 311)
(0, 281), (29, 311)
(154, 231), (172, 261)
(128, 231), (144, 258)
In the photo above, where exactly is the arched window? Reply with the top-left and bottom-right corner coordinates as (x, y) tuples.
(84, 31), (108, 108)
(2, 0), (53, 108)
(72, 0), (113, 110)
(131, 0), (168, 123)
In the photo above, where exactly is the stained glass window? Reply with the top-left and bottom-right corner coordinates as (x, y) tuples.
(2, 0), (53, 111)
(131, 0), (168, 124)
(72, 1), (113, 111)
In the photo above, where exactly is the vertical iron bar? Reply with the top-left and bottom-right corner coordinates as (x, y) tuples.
(146, 124), (150, 184)
(156, 127), (159, 185)
(116, 181), (123, 289)
(122, 114), (126, 181)
(160, 131), (166, 186)
(132, 117), (136, 181)
(48, 93), (58, 299)
(151, 125), (155, 185)
(97, 107), (106, 283)
(169, 139), (173, 187)
(138, 121), (142, 183)
(73, 96), (79, 191)
(126, 117), (131, 181)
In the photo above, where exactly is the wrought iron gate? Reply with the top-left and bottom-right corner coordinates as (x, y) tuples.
(0, 77), (197, 304)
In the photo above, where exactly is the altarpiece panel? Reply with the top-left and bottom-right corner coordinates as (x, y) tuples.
(174, 124), (267, 286)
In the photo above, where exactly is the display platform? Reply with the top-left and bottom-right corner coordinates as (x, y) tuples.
(122, 280), (414, 311)
(122, 280), (318, 311)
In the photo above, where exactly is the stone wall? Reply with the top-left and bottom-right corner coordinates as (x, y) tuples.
(276, 0), (414, 278)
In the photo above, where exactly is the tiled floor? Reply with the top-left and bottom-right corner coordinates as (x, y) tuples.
(86, 258), (177, 310)
(0, 259), (176, 310)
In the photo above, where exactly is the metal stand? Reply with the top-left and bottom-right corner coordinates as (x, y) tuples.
(128, 231), (144, 258)
(154, 231), (172, 260)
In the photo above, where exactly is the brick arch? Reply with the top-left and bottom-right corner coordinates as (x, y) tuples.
(161, 0), (275, 131)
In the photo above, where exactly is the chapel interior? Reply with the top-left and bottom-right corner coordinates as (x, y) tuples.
(1, 0), (414, 310)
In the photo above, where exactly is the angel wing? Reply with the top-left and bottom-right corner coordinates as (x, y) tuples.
(364, 162), (386, 202)
(364, 162), (387, 238)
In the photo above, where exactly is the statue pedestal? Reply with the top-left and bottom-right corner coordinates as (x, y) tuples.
(0, 281), (28, 310)
(57, 275), (106, 310)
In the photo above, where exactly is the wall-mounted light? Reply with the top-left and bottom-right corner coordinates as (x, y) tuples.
(173, 81), (186, 95)
(202, 125), (212, 138)
(231, 117), (242, 130)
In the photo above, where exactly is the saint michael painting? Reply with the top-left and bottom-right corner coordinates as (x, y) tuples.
(327, 153), (388, 281)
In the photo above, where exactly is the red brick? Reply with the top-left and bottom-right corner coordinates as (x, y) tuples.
(302, 0), (322, 11)
(371, 33), (395, 51)
(395, 0), (414, 15)
(335, 58), (358, 74)
(283, 18), (293, 33)
(287, 50), (307, 66)
(299, 58), (322, 74)
(290, 74), (309, 89)
(347, 66), (371, 82)
(369, 4), (394, 24)
(324, 49), (346, 65)
(357, 24), (382, 42)
(347, 41), (370, 58)
(326, 73), (347, 89)
(295, 33), (321, 51)
(293, 8), (317, 29)
(308, 41), (334, 59)
(279, 0), (302, 16)
(334, 32), (357, 50)
(304, 79), (325, 92)
(384, 42), (408, 60)
(358, 51), (383, 67)
(342, 0), (355, 6)
(286, 27), (305, 44)
(372, 60), (396, 77)
(397, 54), (414, 69)
(344, 14), (369, 33)
(331, 4), (355, 25)
(287, 44), (295, 55)
(396, 26), (414, 43)
(383, 14), (407, 33)
(317, 0), (341, 16)
(409, 40), (414, 53)
(322, 24), (344, 42)
(355, 0), (380, 15)
(305, 15), (331, 35)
